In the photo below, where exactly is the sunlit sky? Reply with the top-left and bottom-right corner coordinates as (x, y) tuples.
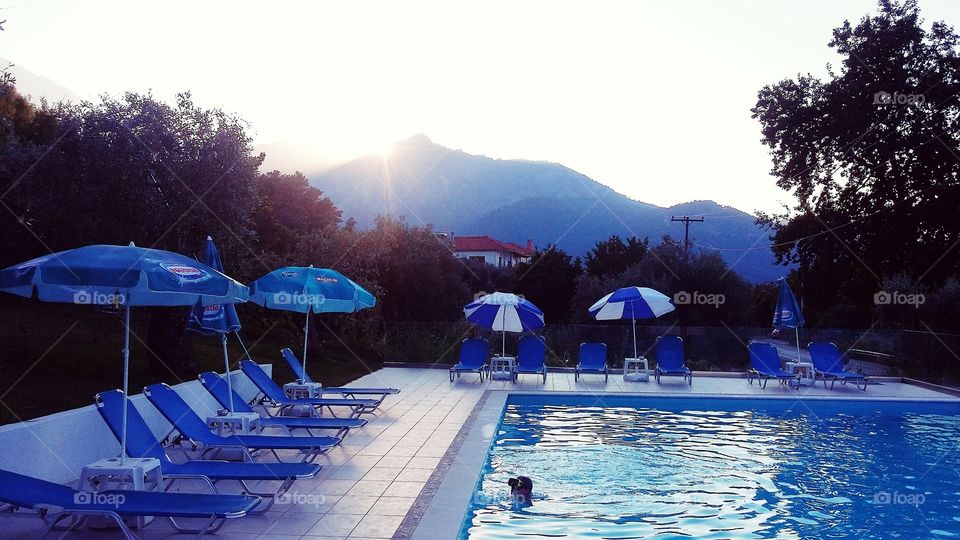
(4, 1), (960, 214)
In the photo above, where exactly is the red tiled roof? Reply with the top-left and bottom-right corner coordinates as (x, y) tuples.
(453, 236), (533, 256)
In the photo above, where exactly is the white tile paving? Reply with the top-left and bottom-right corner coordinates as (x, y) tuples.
(1, 367), (956, 539)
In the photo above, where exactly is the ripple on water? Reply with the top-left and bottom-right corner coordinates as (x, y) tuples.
(461, 401), (960, 539)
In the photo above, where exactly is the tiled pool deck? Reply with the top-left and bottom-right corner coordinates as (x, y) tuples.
(3, 368), (957, 539)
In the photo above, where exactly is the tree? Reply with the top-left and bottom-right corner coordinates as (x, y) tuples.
(584, 235), (649, 278)
(513, 247), (582, 323)
(254, 170), (341, 261)
(752, 0), (960, 326)
(0, 91), (265, 375)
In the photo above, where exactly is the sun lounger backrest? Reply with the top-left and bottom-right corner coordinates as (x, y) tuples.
(517, 335), (546, 370)
(144, 383), (218, 444)
(281, 348), (313, 383)
(747, 342), (782, 374)
(809, 341), (844, 372)
(240, 360), (289, 403)
(199, 372), (256, 414)
(578, 342), (607, 370)
(655, 335), (686, 370)
(459, 338), (488, 369)
(95, 390), (169, 460)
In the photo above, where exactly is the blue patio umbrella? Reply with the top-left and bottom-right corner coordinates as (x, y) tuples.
(248, 266), (376, 381)
(773, 277), (805, 363)
(0, 242), (248, 462)
(588, 286), (675, 359)
(463, 292), (545, 357)
(186, 237), (247, 411)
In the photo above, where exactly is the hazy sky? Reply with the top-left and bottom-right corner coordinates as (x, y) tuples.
(4, 1), (960, 214)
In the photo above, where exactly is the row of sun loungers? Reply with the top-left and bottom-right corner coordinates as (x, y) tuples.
(0, 350), (400, 538)
(451, 336), (867, 391)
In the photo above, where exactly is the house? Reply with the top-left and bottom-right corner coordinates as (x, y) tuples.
(450, 235), (534, 268)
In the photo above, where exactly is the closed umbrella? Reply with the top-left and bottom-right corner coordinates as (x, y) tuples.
(588, 286), (675, 359)
(248, 266), (375, 382)
(463, 292), (545, 357)
(0, 242), (248, 462)
(186, 237), (246, 412)
(772, 278), (805, 363)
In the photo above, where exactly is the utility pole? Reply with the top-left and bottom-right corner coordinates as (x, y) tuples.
(670, 216), (705, 253)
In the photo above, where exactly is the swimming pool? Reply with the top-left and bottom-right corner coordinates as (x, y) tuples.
(460, 395), (960, 539)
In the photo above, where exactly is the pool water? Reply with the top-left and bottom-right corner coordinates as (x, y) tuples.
(460, 395), (960, 539)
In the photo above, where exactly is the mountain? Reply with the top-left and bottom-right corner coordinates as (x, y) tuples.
(1, 58), (82, 103)
(308, 134), (787, 282)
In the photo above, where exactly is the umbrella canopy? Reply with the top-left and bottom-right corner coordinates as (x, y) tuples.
(0, 242), (248, 463)
(0, 243), (248, 305)
(187, 239), (242, 335)
(772, 278), (804, 363)
(588, 286), (675, 359)
(186, 237), (244, 412)
(248, 266), (376, 381)
(772, 278), (804, 330)
(463, 292), (545, 357)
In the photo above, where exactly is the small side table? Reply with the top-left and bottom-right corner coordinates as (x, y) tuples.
(489, 356), (515, 381)
(206, 411), (261, 435)
(623, 357), (650, 382)
(79, 457), (163, 530)
(785, 361), (815, 387)
(284, 381), (323, 399)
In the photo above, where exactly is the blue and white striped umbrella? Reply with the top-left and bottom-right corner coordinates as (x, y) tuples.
(464, 292), (544, 357)
(588, 286), (675, 359)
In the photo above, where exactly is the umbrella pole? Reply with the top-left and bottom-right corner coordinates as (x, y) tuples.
(632, 317), (638, 359)
(796, 327), (801, 363)
(502, 311), (506, 357)
(302, 311), (310, 382)
(234, 331), (252, 362)
(222, 333), (234, 412)
(120, 303), (130, 465)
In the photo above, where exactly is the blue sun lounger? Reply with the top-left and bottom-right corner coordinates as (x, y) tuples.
(0, 467), (258, 539)
(450, 338), (489, 382)
(96, 389), (321, 514)
(576, 342), (608, 382)
(746, 342), (799, 389)
(808, 341), (868, 391)
(199, 372), (366, 438)
(281, 348), (400, 405)
(515, 335), (547, 383)
(654, 335), (692, 385)
(239, 360), (379, 417)
(144, 383), (341, 464)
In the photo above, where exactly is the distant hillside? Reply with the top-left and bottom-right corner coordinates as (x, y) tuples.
(309, 134), (787, 282)
(1, 57), (81, 103)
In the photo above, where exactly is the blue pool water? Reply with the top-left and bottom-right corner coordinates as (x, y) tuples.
(460, 395), (960, 539)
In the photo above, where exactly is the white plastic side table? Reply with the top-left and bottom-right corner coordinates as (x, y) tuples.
(284, 381), (323, 399)
(623, 357), (650, 382)
(79, 457), (163, 530)
(206, 411), (261, 435)
(490, 356), (515, 381)
(785, 361), (815, 387)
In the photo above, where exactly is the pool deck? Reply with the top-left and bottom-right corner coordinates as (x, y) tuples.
(2, 367), (957, 540)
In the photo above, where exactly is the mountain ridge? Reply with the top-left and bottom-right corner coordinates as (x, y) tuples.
(305, 134), (786, 282)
